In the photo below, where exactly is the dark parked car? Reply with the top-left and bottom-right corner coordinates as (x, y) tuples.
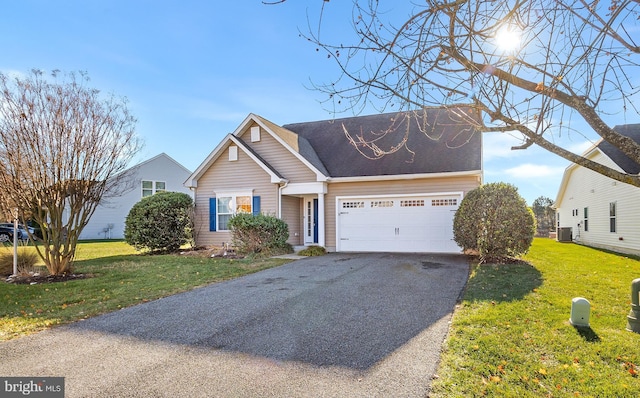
(0, 222), (34, 234)
(0, 224), (29, 242)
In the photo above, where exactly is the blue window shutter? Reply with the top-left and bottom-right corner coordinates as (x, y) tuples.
(209, 198), (216, 231)
(252, 196), (261, 216)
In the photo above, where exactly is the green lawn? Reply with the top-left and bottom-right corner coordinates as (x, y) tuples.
(431, 238), (640, 397)
(0, 241), (290, 341)
(4, 238), (640, 396)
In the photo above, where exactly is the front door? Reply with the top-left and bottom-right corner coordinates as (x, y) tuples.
(303, 197), (318, 244)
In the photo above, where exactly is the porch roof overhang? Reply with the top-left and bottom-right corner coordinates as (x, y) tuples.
(281, 182), (328, 196)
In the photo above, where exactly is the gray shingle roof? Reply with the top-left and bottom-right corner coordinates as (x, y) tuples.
(599, 124), (640, 174)
(283, 108), (482, 178)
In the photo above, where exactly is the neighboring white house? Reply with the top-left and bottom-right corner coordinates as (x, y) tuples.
(79, 153), (192, 240)
(555, 124), (640, 256)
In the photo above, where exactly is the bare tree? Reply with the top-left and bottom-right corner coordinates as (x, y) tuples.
(292, 0), (640, 186)
(0, 70), (142, 275)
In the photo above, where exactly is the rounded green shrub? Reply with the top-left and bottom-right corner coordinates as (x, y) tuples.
(453, 182), (536, 263)
(227, 213), (291, 256)
(124, 192), (193, 253)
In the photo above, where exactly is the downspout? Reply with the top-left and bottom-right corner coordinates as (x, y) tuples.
(278, 180), (289, 219)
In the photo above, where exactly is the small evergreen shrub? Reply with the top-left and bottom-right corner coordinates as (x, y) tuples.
(124, 192), (194, 253)
(228, 213), (291, 257)
(298, 246), (327, 256)
(453, 182), (536, 263)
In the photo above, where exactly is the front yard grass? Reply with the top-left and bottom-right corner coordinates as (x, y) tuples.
(431, 238), (640, 397)
(0, 241), (290, 341)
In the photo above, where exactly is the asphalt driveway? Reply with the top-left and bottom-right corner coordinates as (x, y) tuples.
(0, 253), (469, 397)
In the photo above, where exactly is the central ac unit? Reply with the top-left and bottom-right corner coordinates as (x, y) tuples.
(557, 227), (572, 242)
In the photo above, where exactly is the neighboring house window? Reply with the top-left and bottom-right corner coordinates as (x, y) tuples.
(583, 207), (588, 232)
(142, 180), (166, 197)
(209, 194), (261, 231)
(610, 202), (617, 233)
(557, 212), (560, 230)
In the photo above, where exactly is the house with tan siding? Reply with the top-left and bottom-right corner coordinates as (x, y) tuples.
(555, 124), (640, 256)
(186, 107), (483, 253)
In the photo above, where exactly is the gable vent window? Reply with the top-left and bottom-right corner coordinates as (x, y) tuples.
(401, 199), (425, 207)
(371, 200), (393, 208)
(432, 199), (457, 207)
(229, 145), (238, 161)
(342, 201), (364, 209)
(609, 202), (617, 233)
(250, 126), (261, 142)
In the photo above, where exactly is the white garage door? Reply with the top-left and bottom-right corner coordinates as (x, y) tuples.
(337, 194), (461, 253)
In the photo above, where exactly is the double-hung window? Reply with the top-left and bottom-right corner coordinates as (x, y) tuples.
(610, 202), (617, 233)
(583, 207), (589, 232)
(142, 180), (166, 197)
(210, 193), (259, 231)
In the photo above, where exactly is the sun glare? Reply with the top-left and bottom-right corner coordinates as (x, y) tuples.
(495, 26), (521, 53)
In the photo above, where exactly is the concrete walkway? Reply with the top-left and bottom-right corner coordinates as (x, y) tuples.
(0, 253), (469, 397)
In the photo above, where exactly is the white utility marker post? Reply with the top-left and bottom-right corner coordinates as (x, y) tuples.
(569, 297), (591, 327)
(626, 278), (640, 333)
(12, 208), (18, 276)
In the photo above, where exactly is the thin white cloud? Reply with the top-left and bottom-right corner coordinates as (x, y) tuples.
(482, 131), (527, 161)
(504, 163), (566, 178)
(567, 140), (597, 155)
(0, 69), (27, 79)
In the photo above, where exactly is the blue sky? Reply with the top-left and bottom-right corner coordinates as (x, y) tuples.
(1, 1), (605, 205)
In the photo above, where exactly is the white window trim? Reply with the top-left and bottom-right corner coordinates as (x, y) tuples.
(228, 145), (238, 161)
(609, 202), (617, 233)
(215, 190), (254, 231)
(142, 180), (167, 197)
(250, 126), (261, 142)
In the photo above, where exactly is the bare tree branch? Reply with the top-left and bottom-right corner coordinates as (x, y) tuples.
(0, 70), (142, 275)
(293, 0), (640, 188)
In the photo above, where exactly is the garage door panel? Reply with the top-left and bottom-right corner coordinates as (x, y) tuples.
(337, 195), (461, 253)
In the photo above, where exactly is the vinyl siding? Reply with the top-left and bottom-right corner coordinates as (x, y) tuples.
(281, 195), (302, 245)
(239, 123), (318, 183)
(556, 152), (640, 255)
(80, 154), (192, 240)
(323, 175), (480, 251)
(194, 143), (278, 247)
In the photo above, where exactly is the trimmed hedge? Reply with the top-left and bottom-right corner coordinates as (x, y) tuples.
(124, 192), (193, 253)
(228, 213), (291, 256)
(453, 182), (536, 262)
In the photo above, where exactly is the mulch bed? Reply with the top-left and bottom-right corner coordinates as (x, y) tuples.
(178, 246), (244, 259)
(5, 272), (93, 285)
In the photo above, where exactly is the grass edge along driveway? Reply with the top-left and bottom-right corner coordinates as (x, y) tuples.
(430, 238), (640, 397)
(0, 241), (290, 341)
